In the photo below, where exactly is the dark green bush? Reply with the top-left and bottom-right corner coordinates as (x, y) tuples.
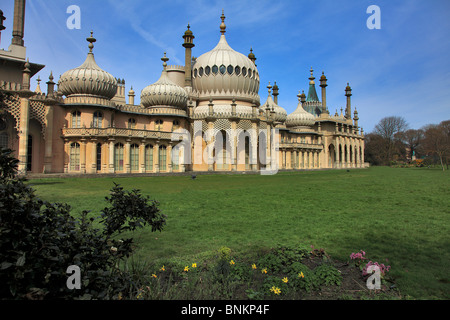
(0, 148), (166, 300)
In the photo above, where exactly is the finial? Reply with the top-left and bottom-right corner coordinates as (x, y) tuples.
(267, 81), (272, 95)
(220, 9), (226, 35)
(86, 30), (96, 53)
(49, 71), (54, 81)
(161, 52), (169, 69)
(309, 67), (315, 84)
(36, 75), (41, 85)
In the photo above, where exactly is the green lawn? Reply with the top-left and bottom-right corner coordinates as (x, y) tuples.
(27, 167), (450, 299)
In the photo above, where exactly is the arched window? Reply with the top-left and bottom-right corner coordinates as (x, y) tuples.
(70, 142), (80, 171)
(71, 111), (81, 128)
(219, 64), (226, 75)
(227, 65), (233, 75)
(205, 66), (211, 75)
(93, 111), (103, 128)
(159, 145), (167, 171)
(114, 143), (124, 171)
(212, 65), (218, 75)
(199, 67), (203, 76)
(234, 66), (241, 75)
(130, 144), (139, 171)
(242, 67), (247, 77)
(128, 118), (136, 129)
(145, 144), (153, 171)
(193, 68), (198, 78)
(248, 68), (252, 78)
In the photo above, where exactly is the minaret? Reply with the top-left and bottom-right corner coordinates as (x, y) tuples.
(182, 24), (195, 88)
(11, 0), (25, 46)
(46, 72), (55, 96)
(272, 81), (279, 104)
(353, 108), (359, 128)
(319, 71), (329, 115)
(345, 82), (352, 120)
(128, 86), (135, 105)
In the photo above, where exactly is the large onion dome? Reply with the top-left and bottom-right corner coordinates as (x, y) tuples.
(191, 11), (260, 103)
(58, 32), (117, 99)
(260, 83), (287, 122)
(286, 91), (316, 128)
(140, 53), (188, 109)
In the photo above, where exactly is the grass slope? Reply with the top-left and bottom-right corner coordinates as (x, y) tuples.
(27, 167), (450, 299)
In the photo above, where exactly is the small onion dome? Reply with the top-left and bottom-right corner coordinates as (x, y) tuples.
(260, 82), (287, 122)
(58, 31), (117, 99)
(140, 53), (188, 109)
(285, 91), (316, 128)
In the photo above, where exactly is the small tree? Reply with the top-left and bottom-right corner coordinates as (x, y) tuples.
(422, 121), (450, 171)
(0, 147), (166, 299)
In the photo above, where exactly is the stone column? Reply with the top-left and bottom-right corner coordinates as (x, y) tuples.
(167, 143), (173, 173)
(154, 142), (159, 173)
(80, 138), (86, 173)
(124, 139), (131, 173)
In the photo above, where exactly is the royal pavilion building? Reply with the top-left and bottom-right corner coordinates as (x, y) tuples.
(0, 1), (365, 175)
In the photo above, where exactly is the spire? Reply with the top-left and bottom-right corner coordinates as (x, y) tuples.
(220, 9), (226, 35)
(306, 67), (319, 102)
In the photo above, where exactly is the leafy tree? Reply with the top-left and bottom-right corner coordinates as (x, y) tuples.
(0, 148), (166, 299)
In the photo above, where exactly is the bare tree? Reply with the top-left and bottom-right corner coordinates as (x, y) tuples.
(372, 116), (409, 164)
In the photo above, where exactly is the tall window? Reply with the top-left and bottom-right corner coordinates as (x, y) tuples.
(0, 132), (8, 149)
(71, 111), (81, 128)
(128, 118), (136, 129)
(245, 136), (250, 170)
(96, 143), (102, 171)
(114, 143), (124, 171)
(159, 145), (167, 171)
(27, 135), (33, 171)
(70, 142), (80, 171)
(217, 131), (228, 170)
(145, 144), (153, 171)
(93, 111), (103, 128)
(130, 144), (139, 171)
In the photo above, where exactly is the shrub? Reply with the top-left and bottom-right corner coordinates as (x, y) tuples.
(0, 148), (166, 300)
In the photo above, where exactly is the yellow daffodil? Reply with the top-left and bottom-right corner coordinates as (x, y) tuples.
(298, 272), (305, 278)
(160, 265), (165, 271)
(282, 277), (288, 283)
(152, 274), (157, 278)
(230, 260), (235, 265)
(252, 264), (257, 270)
(261, 268), (267, 274)
(184, 266), (189, 272)
(270, 286), (281, 295)
(192, 263), (197, 268)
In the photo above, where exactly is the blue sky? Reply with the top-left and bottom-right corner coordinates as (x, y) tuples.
(1, 0), (449, 132)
